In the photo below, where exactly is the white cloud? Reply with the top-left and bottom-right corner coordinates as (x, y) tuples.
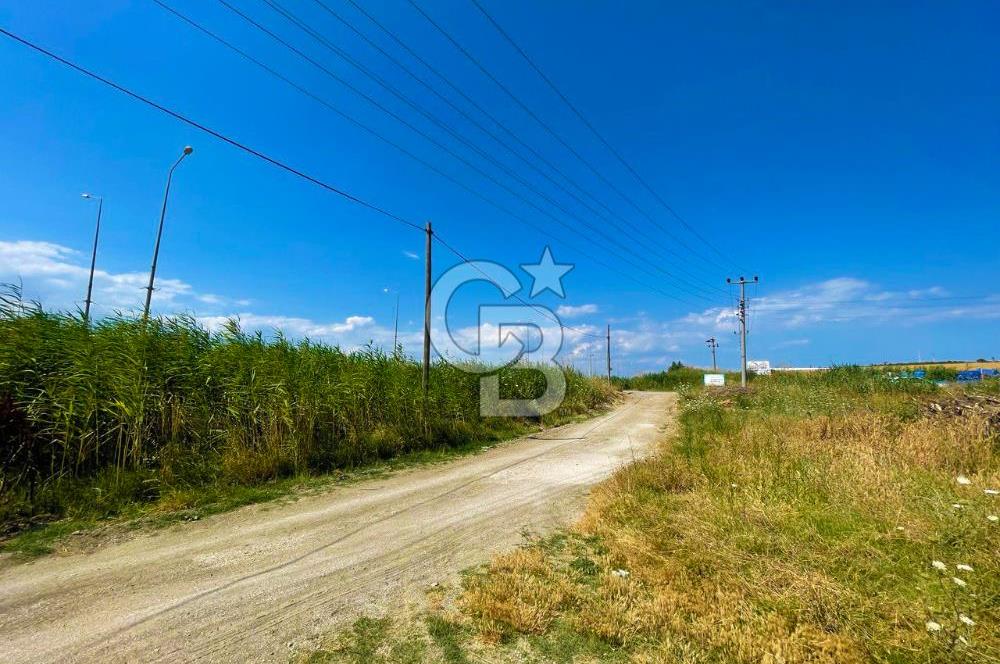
(556, 303), (598, 318)
(199, 313), (375, 338)
(0, 240), (192, 312)
(5, 239), (997, 372)
(403, 250), (420, 260)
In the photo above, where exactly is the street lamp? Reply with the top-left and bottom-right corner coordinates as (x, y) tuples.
(383, 287), (400, 353)
(143, 146), (193, 321)
(80, 193), (103, 324)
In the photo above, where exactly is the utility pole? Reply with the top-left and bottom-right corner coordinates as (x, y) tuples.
(143, 146), (193, 322)
(80, 193), (103, 324)
(726, 276), (758, 387)
(606, 324), (612, 382)
(422, 221), (432, 398)
(705, 337), (718, 371)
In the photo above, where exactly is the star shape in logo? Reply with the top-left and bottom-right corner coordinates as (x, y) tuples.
(521, 246), (573, 298)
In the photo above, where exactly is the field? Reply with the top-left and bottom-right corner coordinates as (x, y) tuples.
(306, 367), (1000, 663)
(0, 290), (615, 554)
(880, 361), (1000, 371)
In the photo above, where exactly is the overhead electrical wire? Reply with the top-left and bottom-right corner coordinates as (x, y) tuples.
(220, 0), (721, 300)
(0, 26), (422, 233)
(468, 0), (740, 270)
(312, 0), (724, 290)
(339, 0), (727, 290)
(407, 0), (730, 272)
(172, 0), (717, 306)
(0, 24), (609, 340)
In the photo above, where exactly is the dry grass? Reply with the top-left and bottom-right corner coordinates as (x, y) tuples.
(452, 374), (1000, 663)
(882, 361), (1000, 371)
(306, 371), (999, 662)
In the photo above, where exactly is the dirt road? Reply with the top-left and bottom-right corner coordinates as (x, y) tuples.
(0, 391), (675, 663)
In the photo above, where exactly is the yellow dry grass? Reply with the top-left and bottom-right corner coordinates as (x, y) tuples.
(881, 361), (1000, 371)
(457, 383), (1000, 663)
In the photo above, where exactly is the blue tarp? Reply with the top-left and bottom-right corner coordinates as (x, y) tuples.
(956, 368), (1000, 382)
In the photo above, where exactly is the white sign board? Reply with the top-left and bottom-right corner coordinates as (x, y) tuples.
(747, 360), (772, 376)
(704, 373), (725, 386)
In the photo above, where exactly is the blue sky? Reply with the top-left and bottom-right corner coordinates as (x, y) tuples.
(1, 0), (998, 373)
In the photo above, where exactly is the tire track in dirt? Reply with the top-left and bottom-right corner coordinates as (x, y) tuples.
(0, 391), (675, 663)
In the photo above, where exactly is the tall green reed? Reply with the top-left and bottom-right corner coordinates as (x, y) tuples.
(0, 289), (614, 522)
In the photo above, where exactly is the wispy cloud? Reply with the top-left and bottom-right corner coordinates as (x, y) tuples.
(0, 240), (192, 312)
(4, 239), (997, 372)
(402, 250), (419, 260)
(556, 303), (598, 318)
(199, 313), (375, 337)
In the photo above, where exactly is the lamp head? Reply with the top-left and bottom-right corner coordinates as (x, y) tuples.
(183, 146), (193, 155)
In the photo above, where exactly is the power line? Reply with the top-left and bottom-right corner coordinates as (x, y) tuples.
(164, 1), (714, 306)
(407, 0), (730, 272)
(310, 0), (725, 292)
(468, 0), (740, 270)
(0, 26), (423, 233)
(341, 0), (729, 286)
(0, 24), (608, 343)
(227, 0), (721, 300)
(431, 233), (605, 339)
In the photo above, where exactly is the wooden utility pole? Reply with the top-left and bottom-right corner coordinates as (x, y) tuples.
(726, 276), (758, 387)
(705, 337), (718, 371)
(422, 222), (432, 398)
(606, 324), (612, 382)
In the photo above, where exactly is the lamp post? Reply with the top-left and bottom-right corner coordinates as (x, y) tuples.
(383, 287), (400, 354)
(80, 193), (103, 324)
(143, 146), (193, 321)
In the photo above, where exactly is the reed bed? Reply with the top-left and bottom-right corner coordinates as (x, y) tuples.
(0, 291), (615, 534)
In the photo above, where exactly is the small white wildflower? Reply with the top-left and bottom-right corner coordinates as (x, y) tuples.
(952, 503), (963, 509)
(988, 515), (999, 523)
(959, 614), (975, 626)
(931, 560), (947, 571)
(925, 620), (942, 632)
(730, 483), (738, 489)
(895, 526), (905, 531)
(956, 475), (971, 485)
(952, 577), (967, 587)
(957, 564), (974, 572)
(611, 569), (629, 578)
(985, 489), (999, 496)
(958, 635), (969, 646)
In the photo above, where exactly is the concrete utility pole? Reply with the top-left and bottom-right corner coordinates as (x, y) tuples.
(606, 324), (612, 382)
(726, 276), (758, 387)
(422, 221), (432, 398)
(144, 146), (193, 322)
(705, 337), (718, 371)
(80, 193), (103, 324)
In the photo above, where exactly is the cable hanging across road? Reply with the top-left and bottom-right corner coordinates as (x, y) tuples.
(215, 0), (721, 301)
(407, 0), (732, 272)
(155, 0), (716, 306)
(468, 0), (741, 271)
(311, 0), (723, 291)
(0, 25), (612, 340)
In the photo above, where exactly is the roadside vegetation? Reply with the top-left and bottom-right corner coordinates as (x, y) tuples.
(614, 362), (740, 391)
(311, 367), (999, 663)
(0, 290), (615, 555)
